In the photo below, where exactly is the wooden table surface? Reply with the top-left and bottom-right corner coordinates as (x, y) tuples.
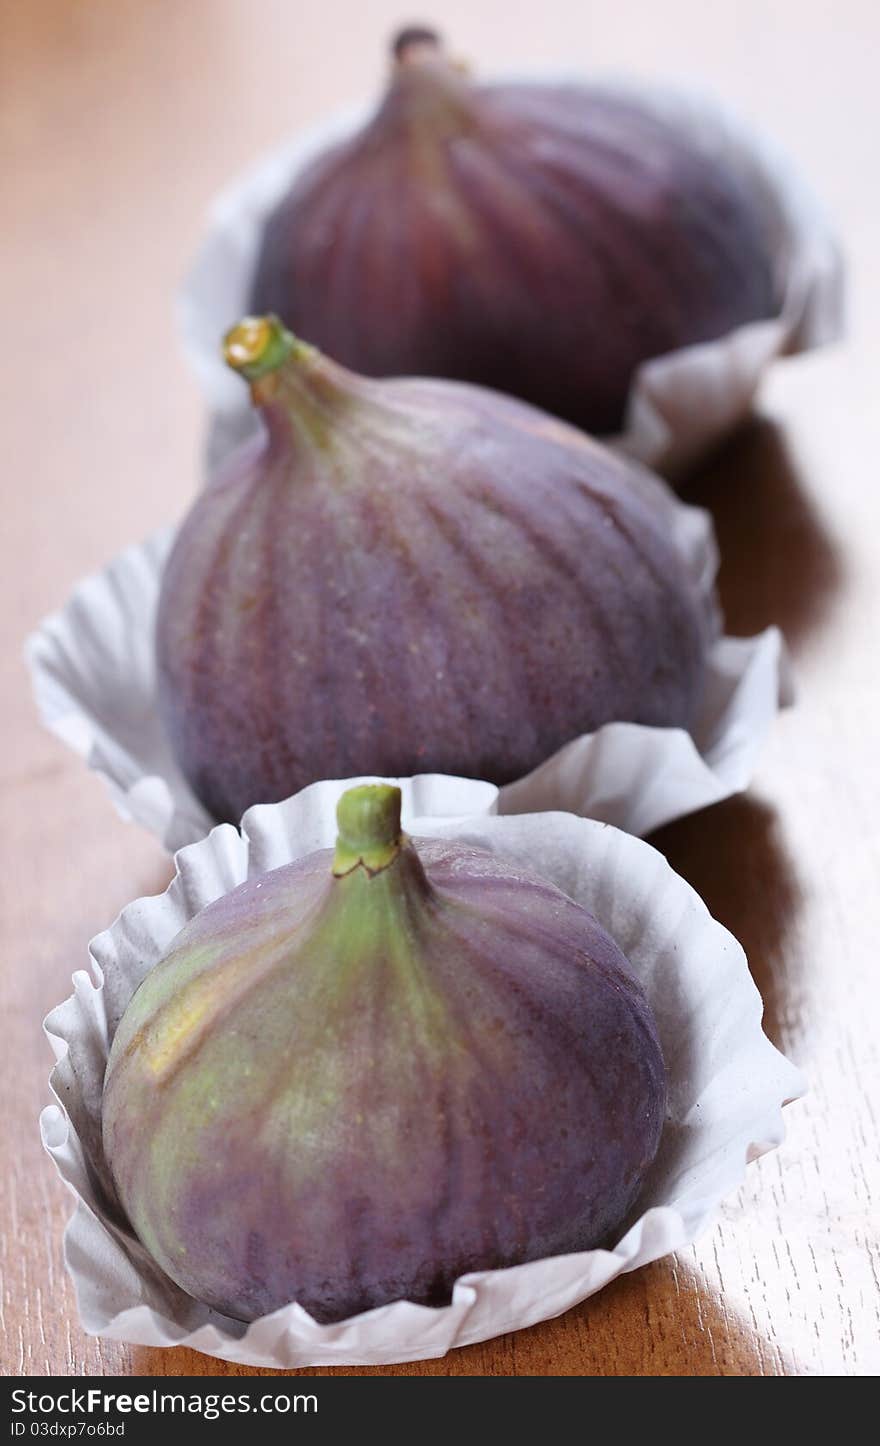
(2, 0), (878, 1378)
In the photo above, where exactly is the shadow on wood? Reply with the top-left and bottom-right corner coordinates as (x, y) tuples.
(681, 415), (845, 654)
(649, 793), (802, 1052)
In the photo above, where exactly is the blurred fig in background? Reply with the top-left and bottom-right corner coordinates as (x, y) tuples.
(250, 28), (780, 436)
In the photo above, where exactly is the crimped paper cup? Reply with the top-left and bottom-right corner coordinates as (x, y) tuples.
(178, 73), (843, 479)
(41, 776), (803, 1368)
(25, 474), (791, 853)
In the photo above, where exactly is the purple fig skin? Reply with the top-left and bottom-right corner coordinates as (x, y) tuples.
(249, 35), (779, 436)
(102, 816), (667, 1325)
(156, 323), (715, 825)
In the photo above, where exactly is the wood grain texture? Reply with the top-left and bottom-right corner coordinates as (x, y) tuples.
(1, 0), (878, 1378)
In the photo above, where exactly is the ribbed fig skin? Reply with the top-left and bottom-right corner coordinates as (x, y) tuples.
(250, 73), (779, 434)
(102, 839), (667, 1323)
(156, 374), (713, 824)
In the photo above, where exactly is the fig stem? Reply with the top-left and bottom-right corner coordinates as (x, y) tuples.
(332, 785), (404, 876)
(391, 25), (442, 64)
(223, 315), (314, 382)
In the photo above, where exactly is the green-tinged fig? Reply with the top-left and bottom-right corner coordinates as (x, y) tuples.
(249, 28), (779, 435)
(102, 785), (667, 1324)
(156, 316), (714, 824)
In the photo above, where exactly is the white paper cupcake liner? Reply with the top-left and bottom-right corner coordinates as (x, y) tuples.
(25, 476), (792, 854)
(41, 777), (804, 1368)
(178, 72), (843, 479)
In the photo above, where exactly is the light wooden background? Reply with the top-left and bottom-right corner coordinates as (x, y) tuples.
(2, 0), (878, 1377)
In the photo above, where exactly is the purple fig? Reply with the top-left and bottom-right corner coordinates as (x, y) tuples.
(102, 784), (667, 1323)
(156, 317), (714, 824)
(250, 29), (779, 436)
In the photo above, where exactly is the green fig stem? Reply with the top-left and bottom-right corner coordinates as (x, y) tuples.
(332, 785), (405, 877)
(223, 315), (314, 383)
(224, 315), (373, 452)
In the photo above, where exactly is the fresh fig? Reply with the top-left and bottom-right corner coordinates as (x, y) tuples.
(156, 315), (714, 824)
(249, 28), (779, 436)
(102, 784), (667, 1323)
